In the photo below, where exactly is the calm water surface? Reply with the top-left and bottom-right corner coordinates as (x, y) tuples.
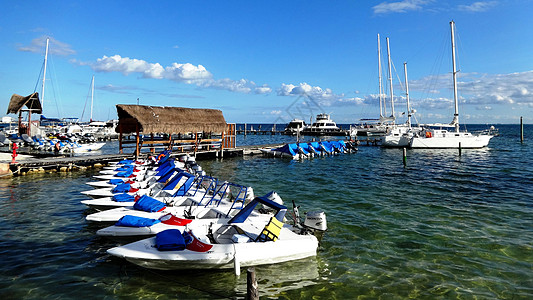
(0, 125), (532, 299)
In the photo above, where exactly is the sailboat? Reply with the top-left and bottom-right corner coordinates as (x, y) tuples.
(69, 76), (106, 152)
(381, 62), (423, 147)
(356, 35), (393, 137)
(409, 21), (494, 149)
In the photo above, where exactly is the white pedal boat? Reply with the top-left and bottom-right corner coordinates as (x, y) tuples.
(81, 168), (184, 198)
(81, 173), (211, 211)
(86, 181), (250, 223)
(96, 191), (281, 238)
(106, 196), (325, 272)
(81, 174), (213, 211)
(86, 162), (181, 189)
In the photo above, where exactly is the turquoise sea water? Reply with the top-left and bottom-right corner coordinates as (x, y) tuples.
(0, 124), (532, 299)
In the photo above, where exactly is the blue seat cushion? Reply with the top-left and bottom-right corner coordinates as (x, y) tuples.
(115, 215), (161, 227)
(155, 229), (186, 251)
(133, 195), (166, 212)
(112, 193), (135, 202)
(112, 183), (131, 193)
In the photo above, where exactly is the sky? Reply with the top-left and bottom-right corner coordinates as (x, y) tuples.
(1, 0), (533, 125)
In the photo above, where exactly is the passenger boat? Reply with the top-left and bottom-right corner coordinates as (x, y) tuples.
(106, 196), (327, 274)
(300, 114), (347, 136)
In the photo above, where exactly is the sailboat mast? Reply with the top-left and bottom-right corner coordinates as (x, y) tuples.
(450, 21), (459, 132)
(90, 75), (94, 122)
(386, 37), (395, 122)
(41, 37), (50, 110)
(377, 34), (384, 118)
(403, 62), (411, 128)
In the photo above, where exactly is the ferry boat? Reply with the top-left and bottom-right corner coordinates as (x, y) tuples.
(301, 114), (347, 136)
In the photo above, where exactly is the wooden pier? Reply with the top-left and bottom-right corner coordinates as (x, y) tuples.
(1, 153), (134, 176)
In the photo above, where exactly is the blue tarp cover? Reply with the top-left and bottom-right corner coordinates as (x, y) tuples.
(155, 229), (186, 251)
(112, 183), (131, 193)
(108, 179), (125, 185)
(112, 193), (135, 202)
(330, 140), (344, 151)
(133, 195), (166, 212)
(115, 215), (161, 227)
(115, 169), (133, 177)
(319, 141), (334, 153)
(273, 143), (297, 156)
(298, 143), (314, 154)
(296, 143), (309, 155)
(118, 159), (134, 165)
(114, 165), (134, 171)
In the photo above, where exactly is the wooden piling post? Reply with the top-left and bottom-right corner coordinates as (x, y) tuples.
(247, 267), (259, 300)
(458, 142), (462, 156)
(402, 148), (407, 167)
(520, 116), (524, 142)
(244, 123), (247, 137)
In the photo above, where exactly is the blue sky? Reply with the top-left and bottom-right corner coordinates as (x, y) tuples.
(1, 0), (532, 125)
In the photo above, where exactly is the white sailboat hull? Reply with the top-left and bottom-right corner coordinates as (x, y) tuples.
(410, 131), (492, 149)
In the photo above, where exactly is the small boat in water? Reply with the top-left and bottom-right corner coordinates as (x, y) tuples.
(283, 119), (307, 135)
(106, 195), (327, 273)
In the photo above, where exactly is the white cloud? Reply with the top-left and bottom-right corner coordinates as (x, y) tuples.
(277, 82), (343, 105)
(19, 36), (75, 56)
(389, 70), (533, 115)
(373, 0), (430, 14)
(255, 85), (272, 94)
(163, 62), (212, 83)
(458, 1), (497, 12)
(90, 54), (271, 95)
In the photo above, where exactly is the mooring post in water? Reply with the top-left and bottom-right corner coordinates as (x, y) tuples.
(520, 116), (524, 142)
(233, 245), (240, 276)
(402, 148), (407, 167)
(458, 142), (462, 156)
(247, 267), (259, 300)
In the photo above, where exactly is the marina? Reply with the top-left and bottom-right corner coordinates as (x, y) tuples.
(1, 4), (532, 298)
(0, 125), (532, 298)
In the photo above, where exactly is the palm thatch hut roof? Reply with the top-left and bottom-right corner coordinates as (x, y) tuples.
(7, 93), (43, 114)
(116, 104), (227, 134)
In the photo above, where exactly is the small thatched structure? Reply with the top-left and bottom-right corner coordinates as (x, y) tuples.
(115, 104), (230, 157)
(7, 93), (42, 114)
(116, 104), (226, 134)
(7, 93), (42, 136)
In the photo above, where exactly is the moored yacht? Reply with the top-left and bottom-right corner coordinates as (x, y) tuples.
(283, 119), (307, 135)
(301, 113), (346, 136)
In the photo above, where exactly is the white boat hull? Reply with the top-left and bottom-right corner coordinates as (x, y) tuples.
(381, 134), (411, 147)
(107, 228), (318, 270)
(410, 132), (492, 148)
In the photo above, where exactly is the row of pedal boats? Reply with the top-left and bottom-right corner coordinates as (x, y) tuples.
(82, 151), (327, 273)
(260, 139), (358, 160)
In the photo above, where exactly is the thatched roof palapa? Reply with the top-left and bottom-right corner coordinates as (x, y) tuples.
(7, 92), (43, 114)
(116, 104), (227, 134)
